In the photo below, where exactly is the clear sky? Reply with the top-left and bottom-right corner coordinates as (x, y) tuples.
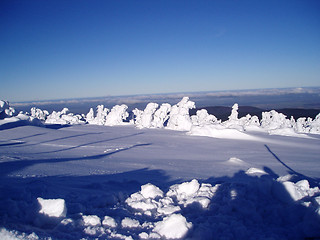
(1, 0), (320, 102)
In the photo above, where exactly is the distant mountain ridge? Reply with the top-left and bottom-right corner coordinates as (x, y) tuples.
(190, 106), (320, 121)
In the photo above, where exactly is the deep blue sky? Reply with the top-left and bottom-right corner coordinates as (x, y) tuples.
(1, 0), (320, 102)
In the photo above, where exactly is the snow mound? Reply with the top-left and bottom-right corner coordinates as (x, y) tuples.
(37, 197), (67, 218)
(121, 217), (140, 228)
(153, 214), (192, 239)
(269, 127), (313, 138)
(189, 124), (258, 140)
(82, 215), (101, 226)
(245, 167), (268, 176)
(275, 179), (320, 202)
(102, 216), (117, 228)
(226, 157), (247, 165)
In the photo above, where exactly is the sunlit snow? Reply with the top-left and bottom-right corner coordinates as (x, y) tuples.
(0, 98), (320, 239)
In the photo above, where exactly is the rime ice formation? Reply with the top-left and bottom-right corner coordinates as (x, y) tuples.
(30, 107), (49, 121)
(229, 103), (239, 121)
(191, 109), (219, 126)
(166, 97), (195, 131)
(134, 103), (159, 128)
(104, 104), (129, 126)
(2, 97), (320, 135)
(45, 108), (85, 125)
(0, 100), (15, 118)
(151, 103), (171, 128)
(261, 110), (293, 130)
(86, 105), (109, 125)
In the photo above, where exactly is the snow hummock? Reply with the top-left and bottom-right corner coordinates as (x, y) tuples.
(37, 197), (67, 218)
(153, 214), (192, 239)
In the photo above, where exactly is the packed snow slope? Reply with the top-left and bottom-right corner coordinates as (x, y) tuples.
(0, 98), (320, 239)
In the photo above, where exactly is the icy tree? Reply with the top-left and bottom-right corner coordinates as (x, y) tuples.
(191, 109), (219, 127)
(309, 113), (320, 134)
(85, 105), (109, 125)
(30, 107), (49, 121)
(45, 108), (85, 125)
(96, 105), (109, 125)
(151, 103), (171, 128)
(260, 110), (293, 130)
(0, 100), (15, 119)
(104, 104), (129, 126)
(223, 103), (244, 130)
(228, 103), (239, 121)
(295, 117), (308, 133)
(166, 97), (195, 131)
(86, 108), (95, 124)
(132, 108), (143, 126)
(134, 103), (159, 129)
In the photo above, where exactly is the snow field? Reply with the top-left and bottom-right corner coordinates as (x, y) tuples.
(1, 97), (320, 239)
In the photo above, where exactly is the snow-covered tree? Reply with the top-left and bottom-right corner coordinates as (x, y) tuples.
(151, 103), (171, 128)
(191, 109), (219, 127)
(104, 104), (129, 126)
(167, 97), (195, 131)
(0, 100), (15, 119)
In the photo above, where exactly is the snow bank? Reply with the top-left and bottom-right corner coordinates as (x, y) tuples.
(189, 124), (258, 140)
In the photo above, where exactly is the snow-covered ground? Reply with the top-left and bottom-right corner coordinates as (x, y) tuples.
(0, 99), (320, 239)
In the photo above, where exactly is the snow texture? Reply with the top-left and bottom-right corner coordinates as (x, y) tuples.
(1, 98), (320, 239)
